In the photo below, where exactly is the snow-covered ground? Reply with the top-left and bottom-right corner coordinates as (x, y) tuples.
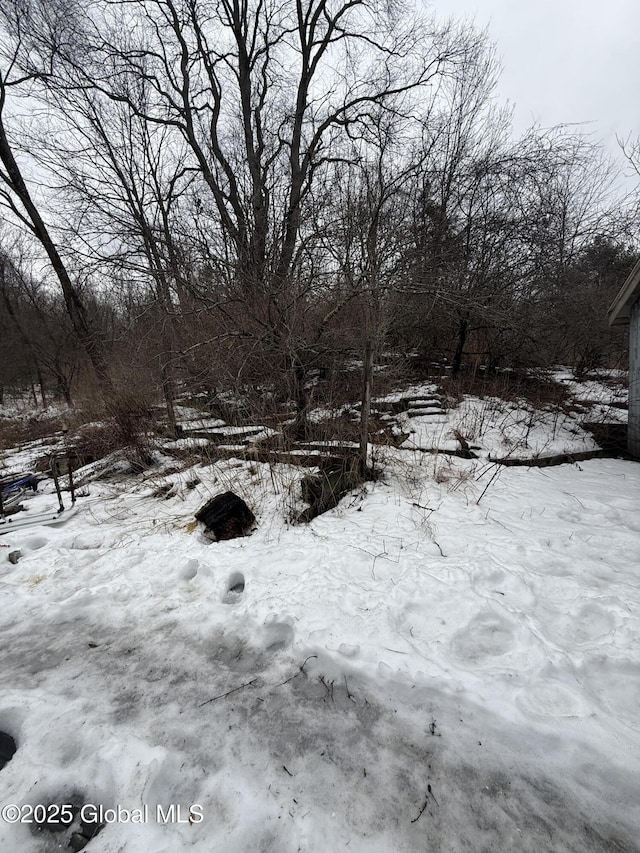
(553, 369), (629, 425)
(399, 394), (601, 459)
(0, 377), (638, 852)
(394, 371), (627, 460)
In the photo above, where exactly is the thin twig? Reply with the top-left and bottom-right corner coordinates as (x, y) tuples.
(344, 674), (355, 703)
(272, 654), (318, 688)
(319, 675), (335, 701)
(411, 798), (429, 823)
(198, 678), (258, 707)
(476, 467), (502, 504)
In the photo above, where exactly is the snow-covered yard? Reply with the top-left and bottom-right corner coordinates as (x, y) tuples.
(0, 446), (638, 852)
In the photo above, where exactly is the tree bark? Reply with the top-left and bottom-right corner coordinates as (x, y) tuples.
(451, 315), (469, 377)
(359, 339), (374, 475)
(1, 261), (46, 406)
(0, 114), (113, 397)
(290, 357), (309, 442)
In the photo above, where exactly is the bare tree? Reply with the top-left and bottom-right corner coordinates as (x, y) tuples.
(0, 0), (468, 437)
(30, 80), (196, 434)
(0, 22), (114, 395)
(619, 134), (640, 181)
(0, 250), (80, 405)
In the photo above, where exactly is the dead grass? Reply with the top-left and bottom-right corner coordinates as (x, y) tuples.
(0, 414), (65, 452)
(439, 368), (572, 411)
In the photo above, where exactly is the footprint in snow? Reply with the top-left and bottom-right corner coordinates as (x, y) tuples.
(180, 558), (199, 581)
(450, 608), (515, 665)
(516, 680), (587, 719)
(223, 572), (245, 604)
(23, 534), (49, 551)
(0, 731), (17, 770)
(25, 790), (104, 850)
(260, 617), (295, 652)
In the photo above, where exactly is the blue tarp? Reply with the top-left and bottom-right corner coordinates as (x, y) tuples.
(0, 473), (39, 496)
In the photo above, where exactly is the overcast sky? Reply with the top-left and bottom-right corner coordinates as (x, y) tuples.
(427, 0), (640, 161)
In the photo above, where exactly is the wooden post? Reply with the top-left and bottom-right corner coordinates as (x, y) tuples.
(67, 455), (76, 505)
(51, 457), (64, 513)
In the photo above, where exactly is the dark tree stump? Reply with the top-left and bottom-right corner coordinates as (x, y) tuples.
(195, 491), (255, 541)
(297, 456), (364, 523)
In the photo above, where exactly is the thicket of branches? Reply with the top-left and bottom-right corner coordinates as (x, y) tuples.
(0, 0), (637, 437)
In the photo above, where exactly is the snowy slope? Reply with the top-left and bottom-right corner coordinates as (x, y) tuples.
(0, 446), (639, 852)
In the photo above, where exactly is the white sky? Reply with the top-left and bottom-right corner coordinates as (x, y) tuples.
(427, 0), (640, 156)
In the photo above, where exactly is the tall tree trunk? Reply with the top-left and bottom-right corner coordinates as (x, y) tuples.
(291, 357), (309, 442)
(0, 116), (113, 397)
(160, 358), (177, 439)
(359, 339), (374, 475)
(57, 373), (73, 407)
(36, 360), (47, 407)
(451, 315), (469, 377)
(29, 373), (38, 407)
(1, 263), (47, 407)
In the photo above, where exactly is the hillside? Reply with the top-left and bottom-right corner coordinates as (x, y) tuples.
(0, 371), (638, 852)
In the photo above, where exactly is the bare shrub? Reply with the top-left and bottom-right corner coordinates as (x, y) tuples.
(67, 389), (157, 470)
(439, 368), (571, 411)
(0, 413), (64, 452)
(105, 391), (157, 469)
